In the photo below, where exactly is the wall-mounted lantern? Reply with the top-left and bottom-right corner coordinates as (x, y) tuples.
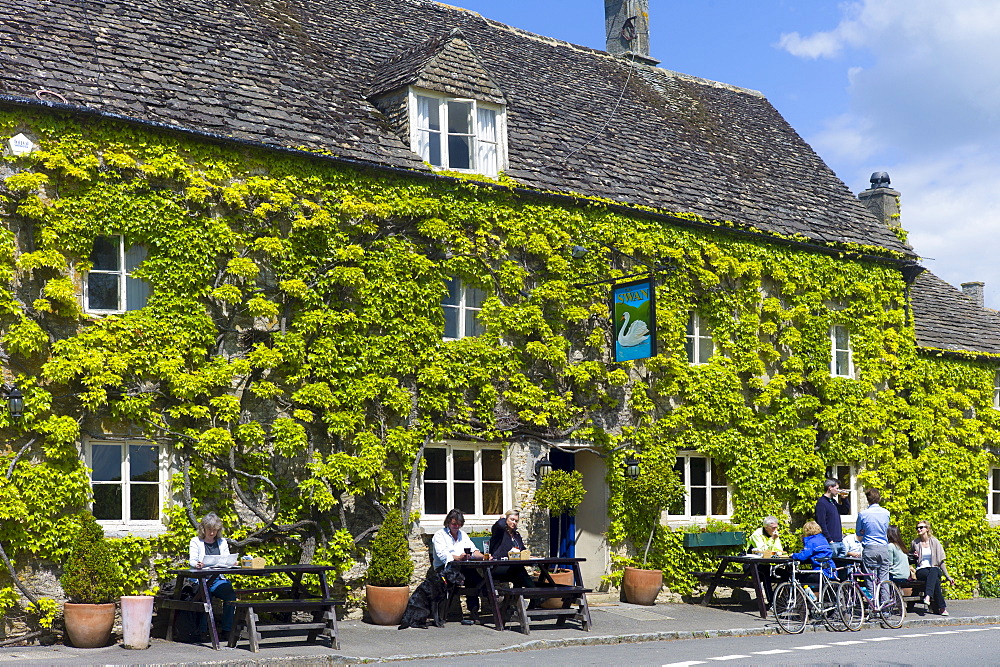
(1, 384), (23, 420)
(623, 455), (640, 481)
(535, 455), (552, 480)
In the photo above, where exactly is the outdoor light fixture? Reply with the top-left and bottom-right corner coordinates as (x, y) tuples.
(535, 456), (552, 480)
(624, 456), (640, 481)
(1, 384), (23, 420)
(571, 245), (589, 259)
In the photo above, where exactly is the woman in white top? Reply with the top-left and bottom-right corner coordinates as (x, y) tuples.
(910, 520), (954, 615)
(188, 512), (237, 640)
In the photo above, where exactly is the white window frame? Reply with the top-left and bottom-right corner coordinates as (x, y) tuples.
(419, 442), (511, 525)
(826, 463), (859, 522)
(993, 372), (1000, 410)
(830, 324), (853, 377)
(84, 234), (150, 315)
(988, 468), (1000, 520)
(86, 439), (168, 533)
(685, 312), (714, 365)
(667, 451), (731, 521)
(442, 277), (485, 340)
(408, 88), (507, 177)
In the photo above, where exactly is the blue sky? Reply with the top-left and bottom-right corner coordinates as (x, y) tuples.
(452, 1), (1000, 308)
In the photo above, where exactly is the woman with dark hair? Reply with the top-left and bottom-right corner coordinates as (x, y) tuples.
(886, 525), (911, 587)
(488, 510), (534, 589)
(911, 520), (954, 615)
(188, 512), (237, 641)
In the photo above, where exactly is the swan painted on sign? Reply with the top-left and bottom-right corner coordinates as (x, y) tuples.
(617, 312), (650, 347)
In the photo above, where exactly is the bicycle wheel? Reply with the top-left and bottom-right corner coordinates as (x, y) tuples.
(878, 581), (906, 629)
(773, 582), (807, 634)
(821, 580), (847, 631)
(837, 580), (866, 631)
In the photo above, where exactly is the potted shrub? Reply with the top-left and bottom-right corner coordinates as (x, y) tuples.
(60, 512), (124, 647)
(365, 508), (414, 625)
(535, 469), (586, 605)
(620, 455), (682, 605)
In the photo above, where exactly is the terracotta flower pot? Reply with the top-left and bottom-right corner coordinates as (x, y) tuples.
(622, 566), (663, 606)
(366, 585), (410, 626)
(63, 602), (116, 648)
(541, 569), (576, 609)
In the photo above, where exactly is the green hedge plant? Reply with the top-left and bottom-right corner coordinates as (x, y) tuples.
(59, 513), (124, 604)
(366, 508), (413, 587)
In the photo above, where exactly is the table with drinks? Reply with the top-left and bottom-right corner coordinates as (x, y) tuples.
(702, 553), (793, 618)
(458, 548), (592, 634)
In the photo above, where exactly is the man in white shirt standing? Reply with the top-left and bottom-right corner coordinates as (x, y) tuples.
(432, 509), (485, 624)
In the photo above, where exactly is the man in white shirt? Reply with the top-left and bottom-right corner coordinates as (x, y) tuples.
(432, 509), (485, 624)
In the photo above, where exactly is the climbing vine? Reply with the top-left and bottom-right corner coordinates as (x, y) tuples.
(0, 105), (997, 630)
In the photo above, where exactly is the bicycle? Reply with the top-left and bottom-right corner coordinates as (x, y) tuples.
(772, 559), (846, 634)
(836, 560), (905, 630)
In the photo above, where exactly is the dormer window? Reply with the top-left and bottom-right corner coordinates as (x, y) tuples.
(411, 91), (504, 176)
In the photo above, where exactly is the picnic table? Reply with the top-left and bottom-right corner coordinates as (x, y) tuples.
(160, 564), (342, 651)
(698, 554), (793, 618)
(459, 556), (592, 634)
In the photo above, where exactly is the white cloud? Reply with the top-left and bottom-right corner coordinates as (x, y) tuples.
(783, 0), (1000, 308)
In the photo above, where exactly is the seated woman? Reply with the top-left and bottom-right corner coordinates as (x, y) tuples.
(188, 512), (237, 641)
(887, 525), (912, 587)
(745, 516), (786, 607)
(911, 520), (955, 616)
(488, 509), (534, 590)
(790, 521), (836, 580)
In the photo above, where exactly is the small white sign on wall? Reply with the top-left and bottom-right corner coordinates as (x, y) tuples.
(7, 133), (36, 156)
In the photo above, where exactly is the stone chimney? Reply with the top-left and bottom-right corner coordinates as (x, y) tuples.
(962, 281), (985, 307)
(857, 171), (901, 230)
(605, 0), (660, 65)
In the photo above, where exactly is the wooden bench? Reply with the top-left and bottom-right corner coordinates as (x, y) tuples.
(494, 585), (592, 635)
(898, 579), (928, 608)
(692, 570), (756, 590)
(227, 598), (343, 652)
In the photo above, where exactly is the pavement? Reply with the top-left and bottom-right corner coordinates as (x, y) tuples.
(2, 594), (999, 665)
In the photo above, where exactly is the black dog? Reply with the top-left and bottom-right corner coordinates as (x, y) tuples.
(398, 567), (465, 629)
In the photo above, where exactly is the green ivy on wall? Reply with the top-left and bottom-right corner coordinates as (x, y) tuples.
(0, 106), (997, 626)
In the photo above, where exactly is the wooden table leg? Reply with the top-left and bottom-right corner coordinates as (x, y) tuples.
(482, 566), (503, 631)
(748, 562), (768, 619)
(315, 571), (339, 649)
(201, 578), (221, 650)
(165, 574), (184, 641)
(700, 559), (729, 607)
(572, 562), (592, 630)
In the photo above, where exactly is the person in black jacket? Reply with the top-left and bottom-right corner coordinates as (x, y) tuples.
(816, 478), (848, 558)
(488, 510), (534, 589)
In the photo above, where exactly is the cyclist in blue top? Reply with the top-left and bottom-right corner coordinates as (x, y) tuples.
(791, 521), (836, 579)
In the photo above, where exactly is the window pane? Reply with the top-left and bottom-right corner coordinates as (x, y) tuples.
(836, 351), (850, 375)
(443, 278), (461, 306)
(482, 450), (502, 481)
(126, 277), (150, 310)
(465, 309), (483, 337)
(92, 444), (122, 481)
(711, 462), (726, 487)
(448, 134), (471, 169)
(90, 236), (120, 271)
(690, 457), (707, 485)
(88, 273), (120, 311)
(129, 445), (158, 482)
(443, 305), (459, 338)
(477, 107), (496, 143)
(424, 482), (447, 514)
(691, 487), (707, 516)
(424, 448), (446, 480)
(994, 472), (1000, 491)
(711, 487), (728, 515)
(427, 131), (442, 166)
(92, 484), (122, 520)
(125, 244), (147, 271)
(466, 285), (486, 308)
(131, 483), (159, 520)
(447, 101), (472, 134)
(454, 450), (474, 481)
(417, 96), (439, 131)
(673, 457), (685, 485)
(483, 482), (503, 515)
(698, 336), (713, 364)
(835, 326), (849, 349)
(684, 338), (695, 363)
(686, 313), (696, 336)
(453, 482), (474, 514)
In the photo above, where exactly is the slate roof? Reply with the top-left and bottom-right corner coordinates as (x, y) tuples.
(910, 272), (1000, 356)
(1, 0), (910, 254)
